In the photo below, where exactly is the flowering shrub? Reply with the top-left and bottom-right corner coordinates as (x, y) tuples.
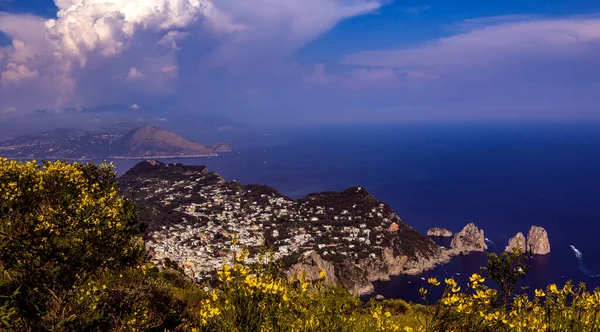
(181, 248), (409, 331)
(419, 274), (600, 331)
(0, 159), (148, 330)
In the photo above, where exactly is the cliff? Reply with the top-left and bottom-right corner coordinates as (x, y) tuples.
(119, 160), (451, 295)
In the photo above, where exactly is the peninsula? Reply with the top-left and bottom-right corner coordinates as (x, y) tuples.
(0, 125), (231, 160)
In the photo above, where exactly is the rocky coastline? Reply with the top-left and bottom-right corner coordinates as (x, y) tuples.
(118, 160), (551, 297)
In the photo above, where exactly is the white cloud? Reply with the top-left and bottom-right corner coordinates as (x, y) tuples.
(304, 64), (337, 84)
(130, 103), (141, 110)
(157, 31), (190, 51)
(1, 63), (39, 83)
(0, 0), (385, 114)
(343, 16), (600, 74)
(126, 67), (145, 81)
(303, 63), (399, 89)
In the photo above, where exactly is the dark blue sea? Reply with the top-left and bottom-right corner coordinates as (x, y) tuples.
(111, 121), (600, 303)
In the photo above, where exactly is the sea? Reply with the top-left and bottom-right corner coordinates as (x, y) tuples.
(109, 121), (600, 303)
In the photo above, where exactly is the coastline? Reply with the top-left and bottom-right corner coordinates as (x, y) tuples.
(5, 154), (219, 161)
(108, 154), (218, 159)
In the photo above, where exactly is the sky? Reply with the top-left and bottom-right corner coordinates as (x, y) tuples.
(1, 0), (600, 129)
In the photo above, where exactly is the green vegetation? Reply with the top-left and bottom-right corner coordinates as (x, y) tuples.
(1, 158), (600, 331)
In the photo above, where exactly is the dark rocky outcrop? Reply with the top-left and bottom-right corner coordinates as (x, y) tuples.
(526, 226), (550, 255)
(427, 227), (453, 237)
(450, 223), (487, 255)
(286, 252), (340, 287)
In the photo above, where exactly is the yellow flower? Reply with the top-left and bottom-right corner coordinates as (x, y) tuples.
(469, 273), (485, 288)
(535, 289), (545, 297)
(469, 273), (485, 284)
(445, 278), (457, 288)
(428, 277), (440, 286)
(549, 284), (559, 294)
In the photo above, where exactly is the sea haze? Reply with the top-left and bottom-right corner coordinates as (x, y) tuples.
(111, 121), (600, 302)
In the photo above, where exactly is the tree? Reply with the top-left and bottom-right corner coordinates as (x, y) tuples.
(481, 247), (533, 307)
(0, 159), (146, 328)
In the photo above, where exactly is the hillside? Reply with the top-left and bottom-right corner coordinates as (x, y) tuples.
(115, 125), (223, 158)
(118, 160), (450, 295)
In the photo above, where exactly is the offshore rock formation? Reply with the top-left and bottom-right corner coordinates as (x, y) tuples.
(427, 227), (453, 237)
(504, 226), (550, 255)
(526, 226), (551, 255)
(119, 160), (452, 296)
(505, 232), (527, 253)
(450, 223), (487, 255)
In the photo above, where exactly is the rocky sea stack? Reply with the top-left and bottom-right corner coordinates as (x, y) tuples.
(504, 226), (550, 255)
(505, 232), (526, 253)
(427, 227), (453, 237)
(450, 223), (487, 255)
(526, 226), (551, 255)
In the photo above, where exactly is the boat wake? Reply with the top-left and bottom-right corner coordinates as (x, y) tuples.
(570, 245), (600, 277)
(484, 238), (496, 249)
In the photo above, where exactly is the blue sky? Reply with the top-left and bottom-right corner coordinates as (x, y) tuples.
(1, 0), (600, 127)
(300, 0), (600, 63)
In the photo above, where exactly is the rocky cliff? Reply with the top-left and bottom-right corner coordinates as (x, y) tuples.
(119, 160), (451, 296)
(526, 226), (550, 255)
(505, 232), (526, 253)
(450, 223), (487, 255)
(427, 227), (453, 237)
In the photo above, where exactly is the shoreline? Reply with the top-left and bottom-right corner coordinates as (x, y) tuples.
(5, 154), (220, 161)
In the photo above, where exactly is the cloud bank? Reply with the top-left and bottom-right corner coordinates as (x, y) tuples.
(337, 15), (600, 120)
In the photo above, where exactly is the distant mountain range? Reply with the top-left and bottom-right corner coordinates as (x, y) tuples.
(0, 125), (231, 160)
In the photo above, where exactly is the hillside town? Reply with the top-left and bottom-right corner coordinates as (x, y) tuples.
(119, 160), (447, 292)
